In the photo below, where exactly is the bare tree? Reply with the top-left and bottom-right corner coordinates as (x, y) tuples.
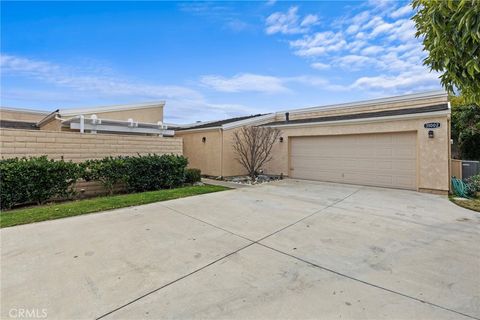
(232, 126), (281, 178)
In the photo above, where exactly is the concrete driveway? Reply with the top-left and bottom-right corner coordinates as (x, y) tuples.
(1, 180), (479, 320)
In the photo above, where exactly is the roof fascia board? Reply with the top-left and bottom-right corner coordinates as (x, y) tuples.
(222, 113), (275, 130)
(276, 90), (448, 116)
(172, 119), (220, 129)
(264, 110), (450, 129)
(59, 101), (165, 116)
(175, 126), (222, 133)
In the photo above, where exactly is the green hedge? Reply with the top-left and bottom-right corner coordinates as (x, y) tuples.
(1, 154), (189, 210)
(0, 156), (81, 209)
(81, 154), (188, 193)
(185, 168), (202, 183)
(123, 154), (188, 192)
(81, 157), (126, 195)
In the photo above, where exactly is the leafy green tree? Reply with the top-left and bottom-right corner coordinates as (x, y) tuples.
(412, 0), (480, 104)
(450, 96), (480, 160)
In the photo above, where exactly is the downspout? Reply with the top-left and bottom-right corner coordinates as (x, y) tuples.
(220, 127), (224, 177)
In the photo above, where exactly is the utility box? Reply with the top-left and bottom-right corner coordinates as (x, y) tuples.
(462, 160), (480, 180)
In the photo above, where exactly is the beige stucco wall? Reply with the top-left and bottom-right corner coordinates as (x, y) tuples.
(221, 128), (250, 177)
(277, 96), (447, 121)
(261, 115), (450, 193)
(0, 128), (182, 162)
(0, 109), (48, 122)
(39, 118), (63, 131)
(172, 93), (451, 193)
(63, 106), (164, 123)
(176, 129), (223, 176)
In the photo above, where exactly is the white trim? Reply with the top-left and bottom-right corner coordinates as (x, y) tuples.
(175, 126), (222, 133)
(171, 119), (220, 128)
(59, 101), (165, 116)
(36, 112), (61, 127)
(62, 115), (165, 128)
(70, 122), (172, 135)
(0, 106), (50, 115)
(264, 110), (450, 128)
(276, 90), (448, 116)
(222, 113), (275, 130)
(177, 114), (275, 133)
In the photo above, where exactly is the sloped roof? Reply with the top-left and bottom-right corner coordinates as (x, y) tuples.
(177, 114), (265, 130)
(262, 104), (449, 127)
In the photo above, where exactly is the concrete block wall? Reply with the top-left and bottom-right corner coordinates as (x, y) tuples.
(0, 128), (182, 161)
(0, 128), (183, 198)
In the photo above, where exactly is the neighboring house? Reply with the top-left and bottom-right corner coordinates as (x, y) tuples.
(0, 101), (172, 136)
(0, 102), (181, 166)
(178, 91), (451, 194)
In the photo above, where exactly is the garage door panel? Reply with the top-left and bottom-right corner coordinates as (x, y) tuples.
(345, 172), (393, 186)
(293, 168), (343, 181)
(290, 132), (417, 190)
(392, 146), (416, 158)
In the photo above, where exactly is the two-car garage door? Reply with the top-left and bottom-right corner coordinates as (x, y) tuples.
(290, 132), (417, 190)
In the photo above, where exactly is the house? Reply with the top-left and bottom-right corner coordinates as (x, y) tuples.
(1, 90), (451, 194)
(175, 114), (274, 177)
(177, 91), (451, 194)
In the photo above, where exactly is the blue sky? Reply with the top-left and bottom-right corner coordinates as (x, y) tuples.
(1, 0), (442, 123)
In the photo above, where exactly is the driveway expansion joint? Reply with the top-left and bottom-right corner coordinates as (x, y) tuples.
(97, 186), (478, 320)
(256, 243), (480, 320)
(97, 187), (365, 319)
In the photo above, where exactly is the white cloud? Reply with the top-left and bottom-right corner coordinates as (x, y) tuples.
(310, 62), (330, 70)
(0, 54), (266, 123)
(352, 69), (440, 90)
(390, 4), (412, 18)
(200, 73), (335, 93)
(286, 75), (329, 86)
(334, 55), (376, 70)
(200, 73), (289, 93)
(301, 14), (319, 27)
(361, 45), (383, 55)
(346, 24), (360, 34)
(1, 54), (201, 100)
(265, 7), (318, 35)
(368, 0), (392, 10)
(264, 1), (442, 95)
(290, 31), (346, 56)
(387, 19), (417, 42)
(370, 20), (394, 37)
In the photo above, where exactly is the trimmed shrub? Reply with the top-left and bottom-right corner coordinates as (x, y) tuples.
(123, 154), (188, 192)
(1, 154), (189, 210)
(0, 156), (81, 209)
(81, 157), (127, 195)
(185, 168), (202, 183)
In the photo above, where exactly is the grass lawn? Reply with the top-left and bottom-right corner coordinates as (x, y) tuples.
(0, 185), (229, 228)
(450, 196), (480, 212)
